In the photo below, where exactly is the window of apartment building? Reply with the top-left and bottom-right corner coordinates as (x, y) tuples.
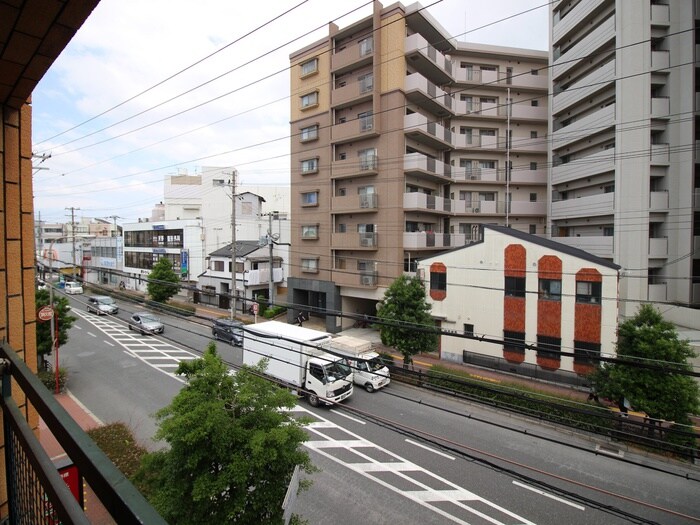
(357, 223), (375, 233)
(530, 162), (538, 170)
(539, 279), (562, 301)
(300, 91), (318, 109)
(503, 330), (526, 353)
(358, 73), (373, 93)
(430, 268), (447, 292)
(459, 191), (472, 205)
(537, 335), (561, 359)
(301, 224), (319, 239)
(480, 97), (496, 104)
(604, 183), (615, 193)
(359, 111), (373, 131)
(505, 276), (526, 297)
(464, 324), (474, 337)
(335, 256), (346, 269)
(603, 226), (614, 237)
(301, 158), (319, 174)
(213, 260), (224, 271)
(359, 36), (373, 56)
(530, 193), (537, 202)
(576, 281), (602, 304)
(337, 223), (347, 233)
(530, 131), (538, 139)
(359, 148), (377, 169)
(480, 65), (496, 71)
(531, 69), (539, 75)
(357, 259), (375, 272)
(479, 129), (496, 136)
(479, 192), (495, 201)
(574, 341), (600, 365)
(531, 100), (539, 107)
(300, 124), (319, 142)
(301, 258), (319, 273)
(301, 191), (319, 206)
(480, 160), (495, 169)
(529, 224), (537, 234)
(300, 58), (318, 76)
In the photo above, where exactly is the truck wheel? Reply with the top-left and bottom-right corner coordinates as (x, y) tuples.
(365, 383), (375, 393)
(308, 392), (320, 407)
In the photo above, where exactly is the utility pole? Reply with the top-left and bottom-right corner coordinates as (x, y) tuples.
(215, 171), (237, 320)
(267, 213), (274, 305)
(104, 215), (120, 237)
(66, 206), (80, 282)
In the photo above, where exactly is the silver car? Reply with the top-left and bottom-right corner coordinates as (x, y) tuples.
(87, 295), (119, 315)
(128, 312), (164, 335)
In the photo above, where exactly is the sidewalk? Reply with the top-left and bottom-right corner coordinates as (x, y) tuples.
(39, 392), (115, 525)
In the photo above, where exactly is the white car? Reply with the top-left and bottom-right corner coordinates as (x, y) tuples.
(64, 281), (83, 294)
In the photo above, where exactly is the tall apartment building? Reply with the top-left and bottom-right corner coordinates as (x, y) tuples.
(548, 1), (699, 316)
(288, 1), (548, 332)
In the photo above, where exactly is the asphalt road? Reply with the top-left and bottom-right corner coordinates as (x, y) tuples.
(59, 293), (700, 525)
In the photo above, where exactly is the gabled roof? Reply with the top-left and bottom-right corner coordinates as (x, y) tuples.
(209, 241), (261, 258)
(419, 225), (620, 270)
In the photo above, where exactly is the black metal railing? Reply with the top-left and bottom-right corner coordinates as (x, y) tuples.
(0, 341), (166, 524)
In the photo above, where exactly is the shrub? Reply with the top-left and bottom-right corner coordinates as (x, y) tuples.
(38, 367), (67, 392)
(87, 423), (148, 479)
(263, 305), (287, 319)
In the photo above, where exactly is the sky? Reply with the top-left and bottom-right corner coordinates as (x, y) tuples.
(31, 0), (548, 226)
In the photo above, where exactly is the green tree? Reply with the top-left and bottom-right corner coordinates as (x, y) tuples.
(135, 344), (314, 524)
(146, 257), (180, 303)
(376, 274), (438, 366)
(35, 289), (76, 366)
(590, 304), (699, 424)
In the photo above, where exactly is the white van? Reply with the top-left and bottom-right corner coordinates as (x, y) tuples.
(331, 335), (390, 393)
(64, 281), (83, 295)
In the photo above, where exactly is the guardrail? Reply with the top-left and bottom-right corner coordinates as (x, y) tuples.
(0, 341), (167, 524)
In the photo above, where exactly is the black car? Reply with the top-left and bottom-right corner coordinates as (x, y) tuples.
(212, 319), (244, 346)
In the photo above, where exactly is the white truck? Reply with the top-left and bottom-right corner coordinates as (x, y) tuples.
(243, 321), (354, 407)
(330, 335), (390, 393)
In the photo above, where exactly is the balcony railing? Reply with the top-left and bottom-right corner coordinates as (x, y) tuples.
(0, 341), (166, 525)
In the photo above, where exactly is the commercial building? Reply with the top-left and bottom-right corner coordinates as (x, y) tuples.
(418, 225), (620, 379)
(548, 1), (699, 317)
(288, 1), (548, 332)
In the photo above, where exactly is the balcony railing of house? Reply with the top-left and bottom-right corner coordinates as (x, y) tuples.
(0, 341), (166, 525)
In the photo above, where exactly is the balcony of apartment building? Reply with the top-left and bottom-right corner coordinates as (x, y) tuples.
(510, 166), (547, 185)
(403, 230), (455, 250)
(332, 74), (374, 109)
(550, 192), (614, 221)
(331, 231), (378, 250)
(550, 233), (614, 259)
(694, 188), (700, 211)
(651, 96), (670, 119)
(404, 33), (453, 85)
(243, 267), (284, 286)
(552, 16), (615, 80)
(650, 143), (670, 164)
(404, 113), (453, 150)
(331, 154), (379, 180)
(0, 342), (166, 524)
(551, 148), (615, 185)
(404, 73), (454, 117)
(451, 165), (500, 183)
(331, 267), (379, 288)
(649, 190), (669, 212)
(551, 60), (615, 115)
(552, 0), (607, 45)
(332, 114), (379, 144)
(510, 135), (547, 154)
(331, 192), (379, 213)
(510, 102), (548, 121)
(403, 192), (452, 214)
(651, 50), (670, 73)
(331, 35), (374, 75)
(650, 2), (670, 26)
(453, 65), (499, 87)
(403, 152), (452, 182)
(453, 132), (504, 151)
(552, 103), (615, 150)
(648, 278), (667, 302)
(648, 236), (668, 258)
(508, 200), (547, 216)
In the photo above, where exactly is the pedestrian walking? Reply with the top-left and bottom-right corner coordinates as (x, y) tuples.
(296, 311), (305, 326)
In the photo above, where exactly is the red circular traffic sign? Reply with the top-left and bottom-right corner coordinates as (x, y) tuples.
(37, 305), (54, 322)
(252, 303), (259, 314)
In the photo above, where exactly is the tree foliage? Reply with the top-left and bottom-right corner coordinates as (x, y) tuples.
(376, 274), (437, 365)
(135, 344), (313, 524)
(590, 304), (699, 424)
(147, 257), (180, 303)
(35, 289), (76, 362)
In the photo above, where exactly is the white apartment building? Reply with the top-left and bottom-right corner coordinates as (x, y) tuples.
(163, 166), (290, 294)
(548, 1), (699, 318)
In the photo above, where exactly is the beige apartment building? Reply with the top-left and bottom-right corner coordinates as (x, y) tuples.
(288, 1), (548, 332)
(548, 0), (699, 317)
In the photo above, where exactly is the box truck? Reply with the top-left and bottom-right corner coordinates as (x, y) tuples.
(243, 321), (353, 407)
(330, 335), (390, 393)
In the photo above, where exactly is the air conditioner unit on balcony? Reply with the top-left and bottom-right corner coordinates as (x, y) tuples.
(360, 236), (373, 247)
(469, 175), (477, 180)
(361, 275), (375, 286)
(473, 208), (480, 213)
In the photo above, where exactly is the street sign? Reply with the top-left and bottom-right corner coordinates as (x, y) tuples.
(252, 303), (259, 314)
(37, 305), (54, 322)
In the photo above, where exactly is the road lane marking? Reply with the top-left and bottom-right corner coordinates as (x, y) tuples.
(330, 409), (366, 425)
(103, 341), (114, 347)
(88, 332), (96, 337)
(75, 326), (82, 330)
(513, 480), (585, 510)
(405, 439), (455, 460)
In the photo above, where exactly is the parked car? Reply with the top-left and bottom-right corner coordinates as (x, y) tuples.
(86, 295), (119, 315)
(212, 319), (244, 346)
(64, 281), (83, 294)
(128, 312), (164, 335)
(36, 280), (47, 291)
